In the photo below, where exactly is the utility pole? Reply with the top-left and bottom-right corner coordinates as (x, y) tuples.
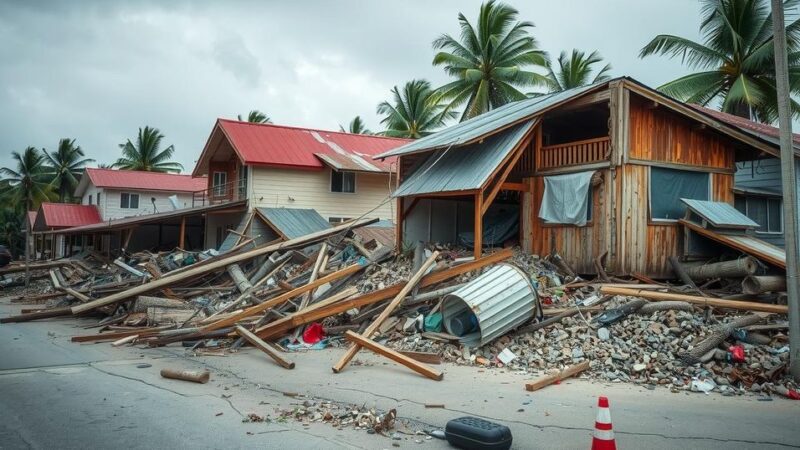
(772, 0), (800, 381)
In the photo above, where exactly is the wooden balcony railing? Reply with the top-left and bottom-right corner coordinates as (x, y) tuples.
(192, 178), (247, 207)
(539, 136), (610, 170)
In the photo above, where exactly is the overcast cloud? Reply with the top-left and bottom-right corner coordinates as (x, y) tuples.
(0, 0), (707, 172)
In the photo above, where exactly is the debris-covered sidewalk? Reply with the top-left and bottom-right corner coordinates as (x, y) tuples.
(1, 215), (797, 417)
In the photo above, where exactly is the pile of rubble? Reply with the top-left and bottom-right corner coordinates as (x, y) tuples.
(1, 216), (796, 402)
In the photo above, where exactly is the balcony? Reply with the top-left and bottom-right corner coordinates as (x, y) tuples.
(539, 136), (610, 170)
(192, 178), (247, 207)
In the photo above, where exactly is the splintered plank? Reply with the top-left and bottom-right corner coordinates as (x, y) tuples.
(234, 325), (295, 369)
(344, 331), (442, 381)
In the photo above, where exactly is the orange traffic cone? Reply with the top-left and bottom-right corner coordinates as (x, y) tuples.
(591, 396), (617, 450)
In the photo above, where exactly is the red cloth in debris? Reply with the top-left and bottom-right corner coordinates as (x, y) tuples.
(303, 322), (325, 344)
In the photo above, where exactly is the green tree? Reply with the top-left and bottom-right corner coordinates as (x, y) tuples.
(376, 79), (455, 139)
(339, 116), (372, 134)
(639, 0), (800, 122)
(0, 208), (23, 257)
(545, 49), (611, 92)
(43, 138), (94, 202)
(237, 110), (272, 123)
(113, 127), (183, 173)
(0, 147), (54, 212)
(432, 0), (549, 121)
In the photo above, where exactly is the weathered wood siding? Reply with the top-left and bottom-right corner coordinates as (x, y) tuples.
(620, 96), (738, 277)
(523, 168), (612, 274)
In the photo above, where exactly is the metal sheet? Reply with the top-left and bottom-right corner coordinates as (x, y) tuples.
(392, 120), (536, 197)
(256, 207), (331, 240)
(375, 81), (606, 159)
(441, 264), (537, 347)
(681, 199), (759, 228)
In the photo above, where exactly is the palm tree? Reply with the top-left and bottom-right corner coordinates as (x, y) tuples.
(43, 138), (94, 202)
(0, 208), (23, 257)
(0, 147), (53, 212)
(432, 0), (549, 121)
(113, 127), (183, 173)
(376, 79), (455, 139)
(237, 110), (272, 123)
(544, 49), (612, 93)
(639, 0), (800, 122)
(339, 116), (372, 134)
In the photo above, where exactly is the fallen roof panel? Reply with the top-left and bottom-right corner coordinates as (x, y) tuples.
(681, 199), (759, 229)
(256, 207), (332, 240)
(680, 219), (786, 269)
(392, 120), (536, 197)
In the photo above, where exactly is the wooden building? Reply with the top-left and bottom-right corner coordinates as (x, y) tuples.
(378, 77), (790, 278)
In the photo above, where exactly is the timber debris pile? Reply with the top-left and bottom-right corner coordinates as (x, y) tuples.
(1, 217), (796, 401)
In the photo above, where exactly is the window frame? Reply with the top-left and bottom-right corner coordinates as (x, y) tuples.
(648, 166), (712, 223)
(212, 171), (228, 196)
(330, 170), (356, 194)
(120, 192), (140, 209)
(88, 194), (93, 205)
(735, 194), (784, 235)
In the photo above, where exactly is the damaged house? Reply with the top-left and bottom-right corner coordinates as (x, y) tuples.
(191, 119), (409, 249)
(377, 76), (799, 278)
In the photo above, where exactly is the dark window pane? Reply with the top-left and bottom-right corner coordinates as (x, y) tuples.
(130, 194), (139, 209)
(734, 195), (746, 214)
(650, 167), (710, 220)
(331, 171), (343, 192)
(768, 198), (782, 233)
(748, 197), (768, 232)
(343, 172), (355, 193)
(121, 193), (129, 208)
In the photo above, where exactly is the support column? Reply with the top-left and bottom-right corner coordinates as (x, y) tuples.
(179, 217), (186, 249)
(474, 193), (483, 260)
(395, 197), (404, 252)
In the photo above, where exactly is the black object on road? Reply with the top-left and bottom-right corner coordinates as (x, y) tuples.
(445, 416), (512, 450)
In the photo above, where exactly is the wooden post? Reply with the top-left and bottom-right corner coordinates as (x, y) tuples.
(179, 216), (186, 249)
(344, 330), (443, 381)
(474, 193), (483, 260)
(235, 325), (295, 369)
(396, 197), (404, 252)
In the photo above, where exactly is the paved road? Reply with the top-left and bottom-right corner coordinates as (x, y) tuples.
(1, 300), (799, 449)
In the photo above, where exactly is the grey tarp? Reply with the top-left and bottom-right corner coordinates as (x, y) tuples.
(538, 171), (595, 226)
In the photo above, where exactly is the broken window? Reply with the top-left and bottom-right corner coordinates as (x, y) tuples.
(734, 194), (783, 233)
(649, 167), (709, 220)
(331, 170), (356, 193)
(120, 192), (140, 209)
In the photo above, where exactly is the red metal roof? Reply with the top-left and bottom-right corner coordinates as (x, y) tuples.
(215, 119), (408, 171)
(38, 203), (102, 228)
(690, 105), (800, 145)
(85, 168), (207, 192)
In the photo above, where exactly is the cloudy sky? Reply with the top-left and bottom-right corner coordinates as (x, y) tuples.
(0, 0), (708, 173)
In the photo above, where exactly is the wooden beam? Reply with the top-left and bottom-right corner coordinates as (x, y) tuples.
(679, 219), (786, 269)
(481, 133), (533, 215)
(599, 286), (788, 314)
(69, 218), (377, 316)
(525, 361), (590, 391)
(474, 193), (483, 260)
(500, 182), (529, 192)
(179, 217), (186, 249)
(332, 251), (439, 373)
(256, 248), (513, 340)
(234, 325), (295, 369)
(395, 197), (404, 252)
(344, 330), (443, 381)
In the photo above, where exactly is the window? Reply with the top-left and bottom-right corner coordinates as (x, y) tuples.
(88, 195), (93, 205)
(212, 171), (227, 196)
(120, 192), (140, 209)
(331, 170), (356, 193)
(734, 195), (783, 233)
(96, 192), (101, 206)
(650, 167), (709, 220)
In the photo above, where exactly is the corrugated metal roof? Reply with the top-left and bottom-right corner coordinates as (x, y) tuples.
(682, 199), (759, 229)
(375, 82), (605, 159)
(733, 186), (783, 197)
(256, 207), (331, 240)
(680, 219), (786, 269)
(314, 153), (384, 173)
(35, 203), (102, 230)
(690, 105), (800, 147)
(84, 168), (207, 193)
(212, 120), (407, 172)
(392, 120), (536, 197)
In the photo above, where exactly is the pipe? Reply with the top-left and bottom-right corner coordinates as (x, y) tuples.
(742, 276), (787, 295)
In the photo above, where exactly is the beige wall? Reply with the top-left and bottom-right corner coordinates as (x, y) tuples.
(249, 166), (394, 222)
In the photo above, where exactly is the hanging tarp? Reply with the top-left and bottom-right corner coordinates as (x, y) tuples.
(538, 171), (595, 226)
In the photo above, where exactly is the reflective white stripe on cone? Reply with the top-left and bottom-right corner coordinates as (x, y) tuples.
(591, 396), (616, 450)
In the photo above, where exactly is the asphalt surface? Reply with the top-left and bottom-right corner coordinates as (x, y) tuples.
(1, 299), (799, 449)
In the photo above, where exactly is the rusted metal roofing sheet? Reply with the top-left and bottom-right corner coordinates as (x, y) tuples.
(681, 199), (759, 229)
(392, 120), (536, 198)
(256, 207), (331, 240)
(680, 219), (786, 269)
(375, 81), (605, 159)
